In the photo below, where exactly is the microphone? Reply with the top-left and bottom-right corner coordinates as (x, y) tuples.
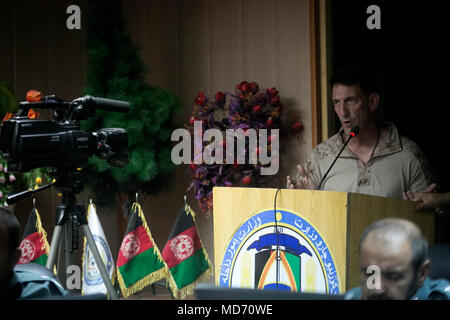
(273, 188), (282, 290)
(74, 95), (130, 113)
(317, 126), (360, 190)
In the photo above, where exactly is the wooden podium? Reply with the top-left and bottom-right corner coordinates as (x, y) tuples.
(212, 187), (435, 293)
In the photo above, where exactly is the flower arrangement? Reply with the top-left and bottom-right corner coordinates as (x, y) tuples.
(0, 160), (17, 207)
(186, 81), (304, 213)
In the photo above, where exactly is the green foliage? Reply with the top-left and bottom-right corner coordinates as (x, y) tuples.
(81, 0), (180, 206)
(0, 83), (18, 116)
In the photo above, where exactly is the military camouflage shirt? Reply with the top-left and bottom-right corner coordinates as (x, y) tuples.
(304, 122), (435, 199)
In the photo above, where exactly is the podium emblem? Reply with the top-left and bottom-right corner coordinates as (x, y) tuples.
(219, 209), (341, 294)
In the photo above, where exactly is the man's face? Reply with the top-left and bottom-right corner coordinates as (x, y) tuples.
(359, 236), (421, 300)
(332, 84), (377, 135)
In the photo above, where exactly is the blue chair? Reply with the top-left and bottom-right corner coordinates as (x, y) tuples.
(14, 262), (59, 281)
(14, 263), (107, 299)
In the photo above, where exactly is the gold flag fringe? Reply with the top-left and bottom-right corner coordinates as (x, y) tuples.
(165, 204), (213, 299)
(170, 261), (213, 300)
(117, 261), (167, 299)
(34, 208), (57, 274)
(34, 208), (50, 255)
(116, 202), (169, 299)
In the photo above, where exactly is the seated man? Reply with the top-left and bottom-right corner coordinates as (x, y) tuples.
(287, 65), (435, 199)
(0, 208), (66, 299)
(345, 218), (450, 300)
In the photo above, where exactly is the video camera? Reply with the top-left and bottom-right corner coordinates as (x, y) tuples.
(0, 94), (130, 173)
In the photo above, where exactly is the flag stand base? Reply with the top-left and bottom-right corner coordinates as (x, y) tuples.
(45, 170), (118, 300)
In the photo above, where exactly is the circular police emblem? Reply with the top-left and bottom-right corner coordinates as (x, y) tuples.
(84, 235), (113, 285)
(18, 239), (35, 264)
(170, 234), (194, 260)
(121, 234), (140, 260)
(219, 209), (341, 294)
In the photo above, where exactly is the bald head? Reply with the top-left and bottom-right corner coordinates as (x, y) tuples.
(357, 218), (430, 300)
(359, 218), (428, 271)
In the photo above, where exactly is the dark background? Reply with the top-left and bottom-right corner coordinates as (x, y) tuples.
(330, 0), (450, 241)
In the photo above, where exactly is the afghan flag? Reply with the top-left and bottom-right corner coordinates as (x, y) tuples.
(16, 207), (50, 266)
(116, 202), (167, 298)
(162, 204), (212, 299)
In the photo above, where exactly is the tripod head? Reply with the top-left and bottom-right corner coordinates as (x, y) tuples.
(53, 169), (84, 205)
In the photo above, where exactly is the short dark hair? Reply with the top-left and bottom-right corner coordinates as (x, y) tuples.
(0, 208), (21, 255)
(329, 64), (379, 97)
(358, 219), (428, 273)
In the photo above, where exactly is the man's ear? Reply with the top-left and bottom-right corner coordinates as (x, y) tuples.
(368, 93), (380, 112)
(9, 247), (21, 269)
(417, 259), (430, 288)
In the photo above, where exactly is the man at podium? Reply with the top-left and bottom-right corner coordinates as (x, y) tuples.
(345, 218), (450, 300)
(286, 65), (436, 199)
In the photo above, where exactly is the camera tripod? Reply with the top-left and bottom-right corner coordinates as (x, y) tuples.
(44, 170), (118, 300)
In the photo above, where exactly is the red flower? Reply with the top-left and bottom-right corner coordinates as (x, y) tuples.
(189, 116), (196, 125)
(255, 92), (265, 102)
(195, 92), (206, 106)
(242, 175), (252, 185)
(253, 105), (262, 114)
(215, 91), (225, 103)
(266, 117), (274, 128)
(291, 120), (304, 133)
(266, 87), (279, 96)
(269, 95), (280, 106)
(236, 81), (250, 93)
(250, 81), (259, 93)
